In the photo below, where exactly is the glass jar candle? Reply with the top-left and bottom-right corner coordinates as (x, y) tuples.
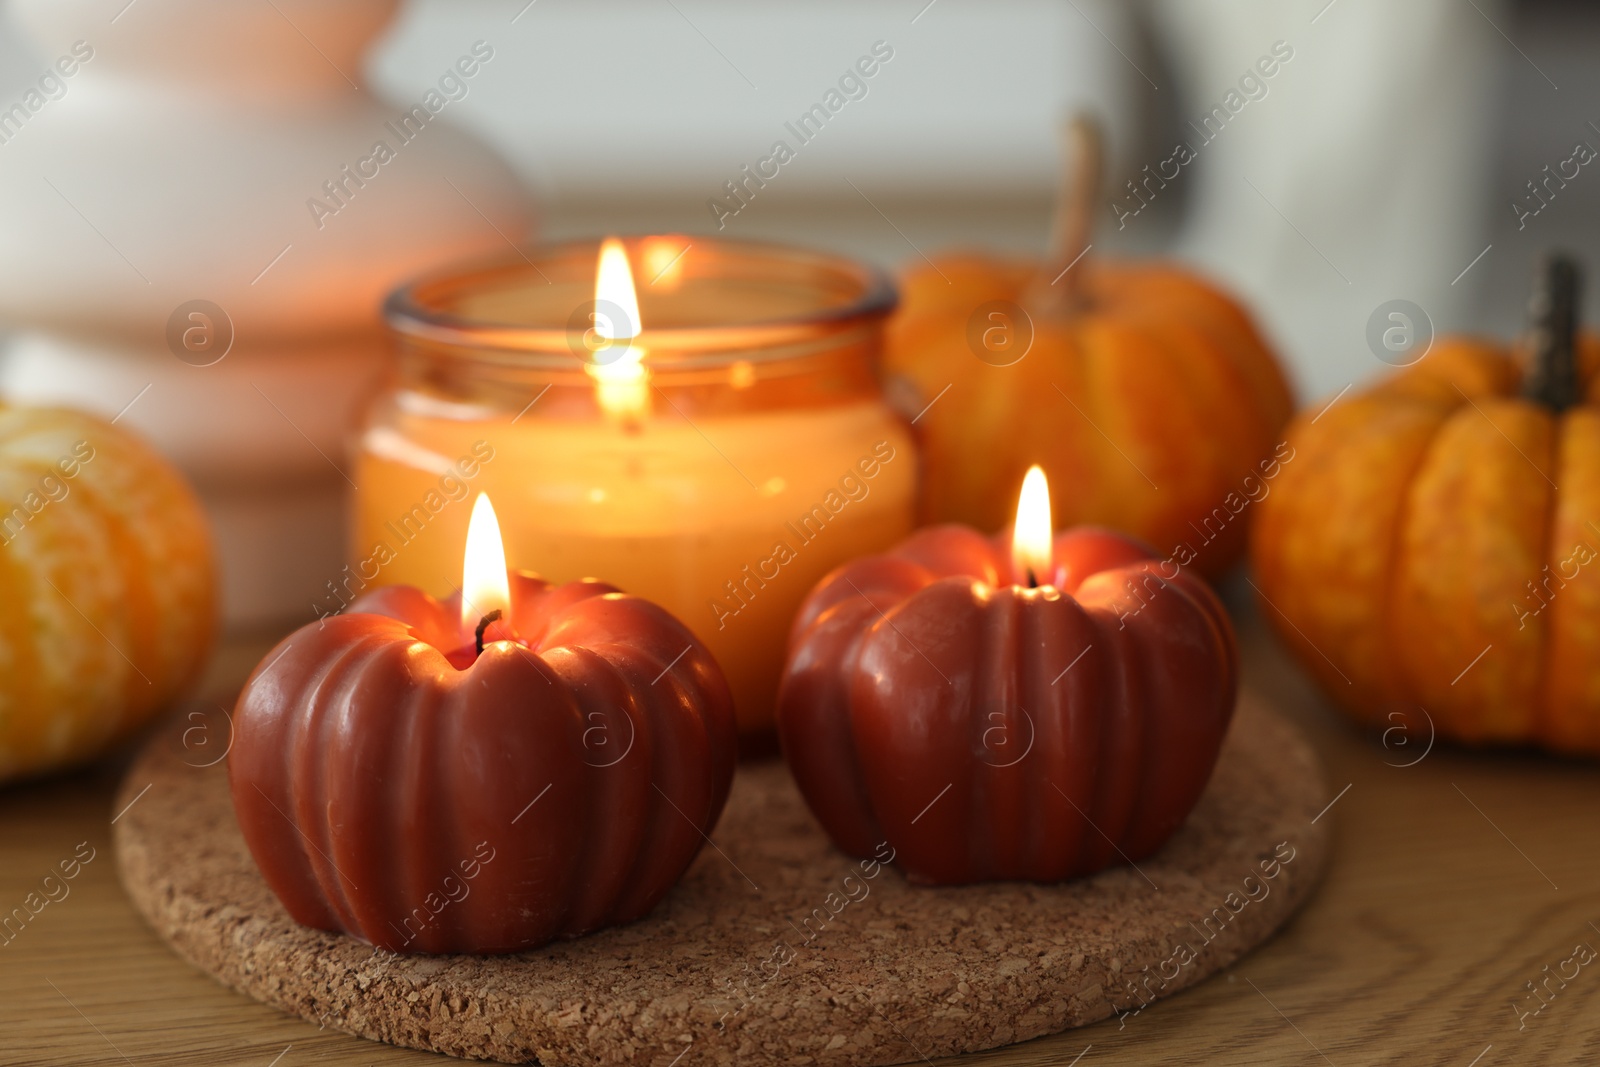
(353, 236), (917, 747)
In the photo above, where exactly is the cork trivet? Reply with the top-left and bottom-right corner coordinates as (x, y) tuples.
(114, 690), (1329, 1066)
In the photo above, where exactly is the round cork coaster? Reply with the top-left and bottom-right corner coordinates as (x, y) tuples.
(114, 690), (1329, 1066)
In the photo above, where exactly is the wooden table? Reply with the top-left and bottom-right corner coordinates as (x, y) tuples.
(4, 604), (1597, 1066)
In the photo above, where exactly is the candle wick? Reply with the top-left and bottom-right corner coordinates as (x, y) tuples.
(474, 609), (503, 656)
(1026, 568), (1038, 590)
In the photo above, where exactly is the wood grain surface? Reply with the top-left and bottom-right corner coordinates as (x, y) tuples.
(4, 605), (1600, 1066)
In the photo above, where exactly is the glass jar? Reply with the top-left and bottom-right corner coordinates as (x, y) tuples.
(353, 236), (917, 747)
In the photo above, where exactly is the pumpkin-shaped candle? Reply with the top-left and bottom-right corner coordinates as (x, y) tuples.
(230, 494), (737, 954)
(777, 468), (1237, 885)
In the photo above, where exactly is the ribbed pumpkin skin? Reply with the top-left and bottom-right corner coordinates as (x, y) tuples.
(884, 255), (1294, 578)
(1251, 336), (1600, 754)
(777, 525), (1237, 886)
(229, 577), (738, 954)
(0, 404), (216, 783)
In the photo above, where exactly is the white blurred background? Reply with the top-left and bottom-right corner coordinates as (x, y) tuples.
(362, 0), (1593, 401)
(0, 0), (1592, 397)
(0, 0), (1594, 623)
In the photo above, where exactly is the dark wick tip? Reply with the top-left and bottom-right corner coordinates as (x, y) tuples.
(1026, 568), (1038, 589)
(474, 609), (503, 657)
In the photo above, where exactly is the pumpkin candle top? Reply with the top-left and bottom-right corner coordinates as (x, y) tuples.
(453, 492), (514, 664)
(1012, 464), (1055, 588)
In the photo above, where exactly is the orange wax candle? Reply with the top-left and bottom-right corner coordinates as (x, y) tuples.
(353, 237), (916, 745)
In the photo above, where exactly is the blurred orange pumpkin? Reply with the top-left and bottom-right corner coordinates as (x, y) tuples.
(883, 117), (1293, 577)
(1252, 255), (1600, 754)
(0, 404), (216, 782)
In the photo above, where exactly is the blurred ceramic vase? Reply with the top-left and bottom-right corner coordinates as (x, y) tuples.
(1145, 0), (1506, 400)
(0, 0), (531, 627)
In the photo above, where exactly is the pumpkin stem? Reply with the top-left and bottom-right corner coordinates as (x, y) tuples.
(1029, 113), (1102, 309)
(474, 609), (502, 656)
(1523, 253), (1581, 412)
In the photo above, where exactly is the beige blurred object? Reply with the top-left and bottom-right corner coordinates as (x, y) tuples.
(0, 0), (532, 628)
(1144, 0), (1507, 400)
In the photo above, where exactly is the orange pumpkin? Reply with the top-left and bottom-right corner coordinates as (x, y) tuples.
(0, 404), (216, 782)
(883, 117), (1293, 577)
(1252, 255), (1600, 754)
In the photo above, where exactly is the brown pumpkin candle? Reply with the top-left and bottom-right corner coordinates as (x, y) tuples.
(229, 495), (737, 954)
(777, 466), (1238, 885)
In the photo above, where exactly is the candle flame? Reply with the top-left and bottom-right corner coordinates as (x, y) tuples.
(461, 493), (512, 634)
(1012, 465), (1053, 588)
(587, 237), (650, 419)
